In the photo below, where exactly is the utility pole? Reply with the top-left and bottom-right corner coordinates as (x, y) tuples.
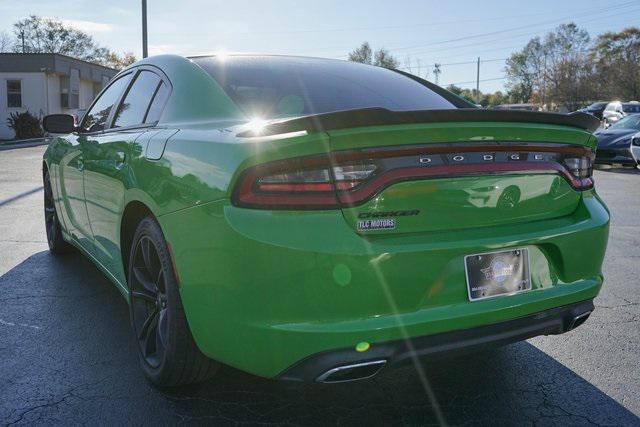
(433, 63), (441, 86)
(476, 57), (480, 104)
(20, 30), (25, 53)
(142, 0), (148, 58)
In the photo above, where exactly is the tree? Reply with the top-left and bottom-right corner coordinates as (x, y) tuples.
(13, 15), (98, 58)
(10, 15), (136, 69)
(348, 42), (373, 65)
(0, 31), (12, 52)
(543, 23), (593, 110)
(505, 37), (544, 104)
(374, 48), (399, 69)
(505, 23), (594, 110)
(592, 28), (640, 100)
(348, 42), (399, 69)
(102, 51), (137, 69)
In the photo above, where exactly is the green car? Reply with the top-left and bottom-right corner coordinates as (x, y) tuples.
(42, 54), (609, 386)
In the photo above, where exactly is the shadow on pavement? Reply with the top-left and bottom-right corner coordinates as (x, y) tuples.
(0, 186), (43, 208)
(1, 250), (638, 425)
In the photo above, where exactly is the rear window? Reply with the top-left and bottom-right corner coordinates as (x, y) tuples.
(587, 102), (606, 110)
(193, 56), (457, 119)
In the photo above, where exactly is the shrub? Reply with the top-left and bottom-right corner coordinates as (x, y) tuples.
(7, 111), (44, 140)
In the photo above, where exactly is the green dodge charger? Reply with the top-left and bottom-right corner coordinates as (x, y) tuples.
(41, 54), (609, 386)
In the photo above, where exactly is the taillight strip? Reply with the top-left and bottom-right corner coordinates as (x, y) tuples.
(337, 161), (592, 206)
(232, 142), (594, 210)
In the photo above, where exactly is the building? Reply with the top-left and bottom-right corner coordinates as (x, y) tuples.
(0, 53), (118, 140)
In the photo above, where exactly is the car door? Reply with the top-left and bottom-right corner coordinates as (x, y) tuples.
(58, 73), (132, 253)
(83, 68), (171, 279)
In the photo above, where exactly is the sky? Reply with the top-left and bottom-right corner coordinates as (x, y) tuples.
(1, 0), (639, 92)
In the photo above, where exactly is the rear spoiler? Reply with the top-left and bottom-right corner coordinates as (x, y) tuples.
(238, 108), (601, 137)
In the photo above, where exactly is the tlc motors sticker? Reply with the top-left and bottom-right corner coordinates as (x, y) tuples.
(357, 218), (396, 231)
(356, 209), (419, 231)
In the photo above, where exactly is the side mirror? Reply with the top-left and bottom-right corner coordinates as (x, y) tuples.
(43, 114), (76, 134)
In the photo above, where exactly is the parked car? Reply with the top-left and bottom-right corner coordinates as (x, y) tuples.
(492, 103), (540, 111)
(578, 101), (608, 121)
(631, 132), (640, 167)
(41, 54), (608, 387)
(594, 114), (640, 166)
(602, 101), (640, 127)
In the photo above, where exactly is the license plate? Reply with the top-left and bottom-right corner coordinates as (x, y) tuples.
(464, 248), (531, 301)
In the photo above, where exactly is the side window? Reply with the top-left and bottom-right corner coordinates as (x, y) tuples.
(113, 71), (162, 128)
(144, 81), (170, 123)
(80, 74), (131, 133)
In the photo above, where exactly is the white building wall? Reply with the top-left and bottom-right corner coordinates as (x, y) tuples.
(0, 72), (47, 140)
(46, 74), (61, 115)
(79, 79), (95, 112)
(0, 72), (98, 140)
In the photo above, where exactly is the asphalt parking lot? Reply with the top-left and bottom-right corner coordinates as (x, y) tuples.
(0, 145), (638, 426)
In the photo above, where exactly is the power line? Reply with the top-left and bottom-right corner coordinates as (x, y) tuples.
(153, 5), (620, 37)
(398, 57), (506, 71)
(382, 1), (638, 54)
(316, 3), (639, 60)
(442, 77), (508, 87)
(394, 6), (640, 58)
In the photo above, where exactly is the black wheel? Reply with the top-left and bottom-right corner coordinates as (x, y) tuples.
(128, 216), (219, 387)
(43, 170), (73, 254)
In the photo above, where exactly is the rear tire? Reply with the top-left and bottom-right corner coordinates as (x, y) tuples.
(128, 216), (219, 387)
(43, 170), (73, 254)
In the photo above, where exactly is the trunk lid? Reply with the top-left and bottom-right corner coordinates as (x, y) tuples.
(326, 121), (594, 234)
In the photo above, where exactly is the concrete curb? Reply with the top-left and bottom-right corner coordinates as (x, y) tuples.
(0, 138), (49, 151)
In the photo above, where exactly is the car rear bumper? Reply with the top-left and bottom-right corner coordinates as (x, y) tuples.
(159, 189), (609, 379)
(595, 147), (637, 165)
(279, 299), (594, 382)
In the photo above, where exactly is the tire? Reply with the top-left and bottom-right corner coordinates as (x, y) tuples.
(43, 170), (73, 254)
(128, 216), (219, 387)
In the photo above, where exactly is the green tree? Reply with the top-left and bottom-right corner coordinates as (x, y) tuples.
(374, 48), (399, 69)
(505, 23), (594, 110)
(0, 31), (12, 52)
(348, 42), (373, 64)
(592, 28), (640, 100)
(11, 15), (136, 69)
(348, 42), (399, 69)
(505, 37), (544, 104)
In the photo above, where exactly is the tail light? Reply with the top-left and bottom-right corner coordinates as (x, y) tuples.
(234, 159), (378, 209)
(233, 143), (595, 210)
(563, 155), (593, 179)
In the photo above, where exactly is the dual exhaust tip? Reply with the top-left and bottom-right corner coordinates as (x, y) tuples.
(316, 360), (387, 383)
(316, 311), (593, 384)
(568, 310), (592, 331)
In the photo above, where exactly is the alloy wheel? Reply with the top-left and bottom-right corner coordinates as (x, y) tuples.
(130, 236), (169, 368)
(44, 174), (57, 244)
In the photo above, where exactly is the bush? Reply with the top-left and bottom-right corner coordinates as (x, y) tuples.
(7, 111), (44, 140)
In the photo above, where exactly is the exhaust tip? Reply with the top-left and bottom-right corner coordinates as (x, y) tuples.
(569, 311), (592, 331)
(316, 360), (387, 383)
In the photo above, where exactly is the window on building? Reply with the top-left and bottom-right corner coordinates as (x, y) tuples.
(60, 75), (79, 109)
(7, 80), (22, 108)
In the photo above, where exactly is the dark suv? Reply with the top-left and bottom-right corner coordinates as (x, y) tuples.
(579, 102), (608, 120)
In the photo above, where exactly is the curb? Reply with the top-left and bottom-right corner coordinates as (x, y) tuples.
(0, 138), (49, 151)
